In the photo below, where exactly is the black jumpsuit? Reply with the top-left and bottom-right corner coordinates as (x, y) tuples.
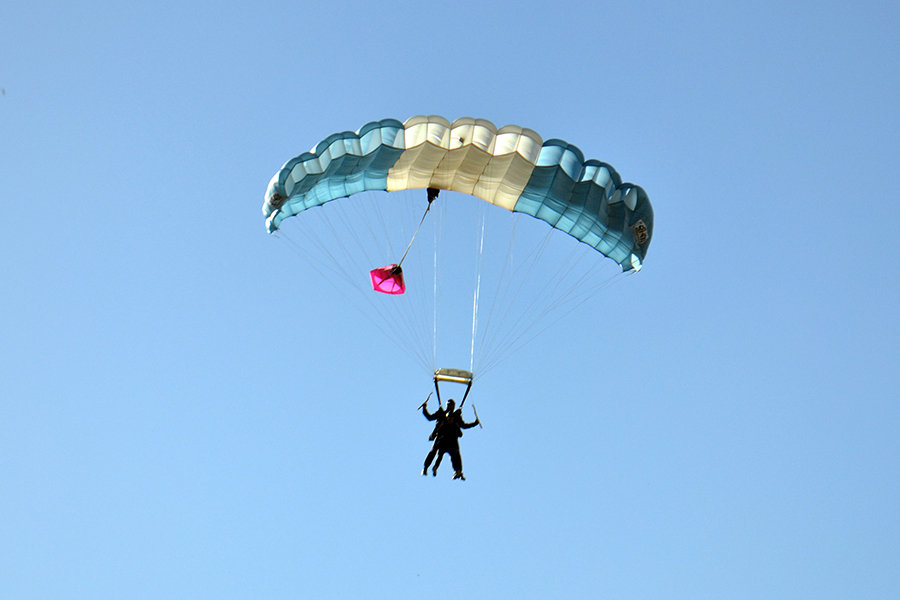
(423, 406), (478, 475)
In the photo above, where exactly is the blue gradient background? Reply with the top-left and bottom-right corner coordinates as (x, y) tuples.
(1, 1), (898, 598)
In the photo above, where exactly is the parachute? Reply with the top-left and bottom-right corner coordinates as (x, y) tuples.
(263, 116), (653, 271)
(263, 116), (653, 377)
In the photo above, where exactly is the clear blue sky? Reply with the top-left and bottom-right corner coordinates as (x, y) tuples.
(2, 1), (898, 598)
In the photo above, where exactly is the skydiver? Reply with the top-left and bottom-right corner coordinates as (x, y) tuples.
(421, 397), (479, 480)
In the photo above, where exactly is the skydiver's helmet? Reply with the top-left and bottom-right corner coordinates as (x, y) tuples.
(446, 399), (456, 412)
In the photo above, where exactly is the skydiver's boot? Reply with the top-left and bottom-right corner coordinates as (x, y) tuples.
(431, 467), (437, 477)
(453, 471), (465, 481)
(422, 468), (428, 476)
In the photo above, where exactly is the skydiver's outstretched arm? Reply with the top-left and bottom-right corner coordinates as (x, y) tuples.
(459, 410), (479, 429)
(422, 402), (439, 421)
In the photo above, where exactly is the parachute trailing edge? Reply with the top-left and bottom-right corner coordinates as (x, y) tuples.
(263, 116), (653, 271)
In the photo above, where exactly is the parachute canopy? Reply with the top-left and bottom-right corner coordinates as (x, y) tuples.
(369, 264), (405, 295)
(263, 115), (653, 271)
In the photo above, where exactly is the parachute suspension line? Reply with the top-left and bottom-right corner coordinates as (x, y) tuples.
(279, 214), (363, 293)
(348, 194), (388, 261)
(477, 269), (624, 378)
(477, 229), (575, 372)
(366, 192), (433, 368)
(472, 213), (520, 372)
(307, 195), (432, 371)
(472, 224), (555, 373)
(275, 227), (430, 372)
(433, 197), (447, 370)
(402, 194), (437, 368)
(476, 242), (625, 378)
(368, 193), (398, 260)
(274, 230), (352, 288)
(469, 202), (487, 373)
(400, 198), (439, 373)
(320, 201), (370, 287)
(432, 200), (439, 371)
(476, 227), (614, 377)
(410, 200), (435, 371)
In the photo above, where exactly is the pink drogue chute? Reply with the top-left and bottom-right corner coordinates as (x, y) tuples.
(370, 264), (406, 295)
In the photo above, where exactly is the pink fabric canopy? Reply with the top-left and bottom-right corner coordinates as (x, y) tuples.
(369, 264), (405, 294)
